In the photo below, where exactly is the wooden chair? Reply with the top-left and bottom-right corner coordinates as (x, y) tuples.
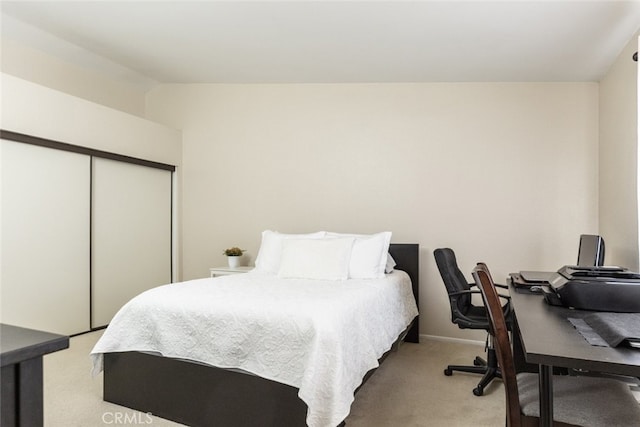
(472, 262), (640, 427)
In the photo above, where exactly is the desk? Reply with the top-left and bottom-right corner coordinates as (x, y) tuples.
(0, 324), (69, 427)
(508, 283), (640, 427)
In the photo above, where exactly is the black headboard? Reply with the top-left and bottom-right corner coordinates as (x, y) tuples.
(389, 243), (420, 343)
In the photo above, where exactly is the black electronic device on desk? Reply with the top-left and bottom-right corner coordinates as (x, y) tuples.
(509, 271), (555, 293)
(543, 265), (640, 312)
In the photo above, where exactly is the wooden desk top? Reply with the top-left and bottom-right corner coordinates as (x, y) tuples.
(0, 324), (69, 367)
(509, 285), (640, 377)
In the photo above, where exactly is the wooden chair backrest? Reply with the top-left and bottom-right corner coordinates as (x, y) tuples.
(472, 263), (522, 427)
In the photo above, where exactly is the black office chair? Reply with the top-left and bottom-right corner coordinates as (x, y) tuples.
(434, 248), (511, 396)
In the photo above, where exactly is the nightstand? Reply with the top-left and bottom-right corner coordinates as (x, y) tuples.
(209, 266), (253, 277)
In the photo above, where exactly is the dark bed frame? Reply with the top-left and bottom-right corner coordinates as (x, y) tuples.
(103, 243), (419, 427)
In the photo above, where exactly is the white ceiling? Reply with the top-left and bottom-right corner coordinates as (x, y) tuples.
(1, 1), (640, 87)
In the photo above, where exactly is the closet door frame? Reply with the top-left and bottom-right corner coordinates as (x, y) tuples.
(0, 130), (176, 333)
(91, 157), (173, 328)
(0, 131), (175, 172)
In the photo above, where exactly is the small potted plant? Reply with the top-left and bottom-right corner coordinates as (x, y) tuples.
(223, 247), (245, 268)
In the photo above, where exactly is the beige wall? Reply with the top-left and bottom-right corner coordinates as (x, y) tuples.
(1, 74), (180, 166)
(599, 32), (639, 271)
(1, 38), (148, 117)
(146, 82), (599, 340)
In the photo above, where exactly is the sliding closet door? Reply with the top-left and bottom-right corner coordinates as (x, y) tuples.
(91, 158), (172, 328)
(1, 139), (90, 335)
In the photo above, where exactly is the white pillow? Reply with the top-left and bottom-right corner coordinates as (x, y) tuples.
(254, 230), (326, 274)
(325, 231), (392, 279)
(386, 253), (397, 274)
(278, 237), (354, 280)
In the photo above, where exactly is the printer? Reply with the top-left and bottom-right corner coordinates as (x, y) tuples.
(543, 266), (640, 312)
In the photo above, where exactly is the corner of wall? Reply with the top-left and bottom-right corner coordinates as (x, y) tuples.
(598, 30), (639, 270)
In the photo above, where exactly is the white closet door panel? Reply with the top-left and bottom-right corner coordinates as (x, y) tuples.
(92, 158), (172, 327)
(1, 139), (90, 335)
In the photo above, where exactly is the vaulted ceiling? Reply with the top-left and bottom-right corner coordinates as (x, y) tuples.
(2, 1), (639, 88)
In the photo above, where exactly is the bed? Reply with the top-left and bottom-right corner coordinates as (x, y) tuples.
(91, 235), (419, 427)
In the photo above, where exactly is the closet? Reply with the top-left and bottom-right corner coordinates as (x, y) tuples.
(0, 131), (174, 335)
(91, 157), (172, 328)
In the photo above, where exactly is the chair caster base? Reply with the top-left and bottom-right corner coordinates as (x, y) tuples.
(444, 368), (452, 376)
(473, 386), (484, 396)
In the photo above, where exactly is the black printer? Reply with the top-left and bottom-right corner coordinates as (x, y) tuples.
(543, 266), (640, 312)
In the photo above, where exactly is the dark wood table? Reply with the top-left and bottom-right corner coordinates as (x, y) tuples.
(1, 324), (69, 427)
(508, 283), (640, 427)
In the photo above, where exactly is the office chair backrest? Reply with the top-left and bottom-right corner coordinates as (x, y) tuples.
(472, 263), (522, 427)
(577, 234), (605, 267)
(434, 248), (472, 315)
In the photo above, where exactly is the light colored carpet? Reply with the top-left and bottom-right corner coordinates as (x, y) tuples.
(43, 331), (505, 426)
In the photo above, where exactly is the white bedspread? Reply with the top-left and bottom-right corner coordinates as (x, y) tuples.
(90, 270), (418, 427)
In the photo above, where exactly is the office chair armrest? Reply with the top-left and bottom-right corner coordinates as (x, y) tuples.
(497, 294), (514, 321)
(471, 282), (508, 289)
(497, 293), (511, 301)
(448, 289), (482, 298)
(450, 289), (510, 302)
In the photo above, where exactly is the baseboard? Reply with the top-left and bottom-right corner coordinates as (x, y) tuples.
(420, 334), (485, 347)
